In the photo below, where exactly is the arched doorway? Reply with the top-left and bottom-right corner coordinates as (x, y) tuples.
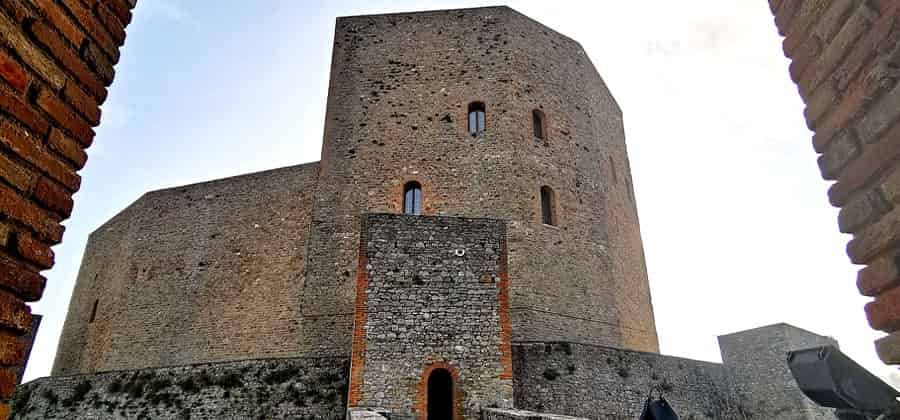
(427, 368), (453, 420)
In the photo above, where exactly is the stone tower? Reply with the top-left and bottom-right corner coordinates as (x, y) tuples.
(32, 6), (840, 420)
(52, 5), (658, 382)
(301, 6), (659, 357)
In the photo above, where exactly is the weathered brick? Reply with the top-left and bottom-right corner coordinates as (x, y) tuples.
(48, 128), (87, 169)
(774, 0), (802, 38)
(0, 0), (37, 24)
(788, 35), (822, 85)
(798, 3), (877, 98)
(33, 177), (73, 217)
(839, 189), (888, 234)
(866, 285), (900, 332)
(0, 330), (24, 367)
(15, 230), (54, 269)
(0, 183), (63, 244)
(812, 0), (857, 44)
(0, 367), (17, 399)
(60, 0), (119, 62)
(0, 289), (31, 334)
(0, 86), (49, 136)
(36, 88), (95, 146)
(829, 119), (900, 206)
(876, 331), (900, 364)
(0, 151), (36, 193)
(848, 205), (900, 264)
(32, 0), (87, 48)
(95, 2), (126, 46)
(882, 167), (900, 205)
(859, 253), (900, 296)
(82, 41), (114, 86)
(0, 118), (80, 192)
(812, 54), (899, 152)
(0, 8), (65, 90)
(63, 80), (101, 125)
(804, 80), (836, 129)
(28, 20), (106, 101)
(0, 223), (11, 248)
(769, 0), (783, 15)
(817, 130), (859, 180)
(857, 80), (900, 144)
(831, 7), (900, 92)
(0, 253), (46, 301)
(0, 50), (29, 94)
(106, 0), (133, 26)
(783, 0), (830, 57)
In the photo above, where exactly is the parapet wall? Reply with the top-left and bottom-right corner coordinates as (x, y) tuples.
(512, 342), (741, 419)
(513, 324), (837, 420)
(12, 356), (348, 419)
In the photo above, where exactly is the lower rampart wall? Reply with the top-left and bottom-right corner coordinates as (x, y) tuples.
(12, 356), (348, 419)
(512, 342), (743, 419)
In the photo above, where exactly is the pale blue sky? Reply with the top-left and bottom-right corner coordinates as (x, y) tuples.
(28, 0), (891, 387)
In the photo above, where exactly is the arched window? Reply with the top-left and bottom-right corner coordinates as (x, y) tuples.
(532, 109), (546, 140)
(467, 102), (485, 136)
(89, 299), (98, 323)
(540, 186), (556, 226)
(427, 368), (453, 420)
(403, 181), (422, 215)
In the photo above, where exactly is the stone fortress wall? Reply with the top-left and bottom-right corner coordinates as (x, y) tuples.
(53, 163), (318, 375)
(54, 6), (659, 376)
(34, 5), (840, 420)
(19, 324), (834, 419)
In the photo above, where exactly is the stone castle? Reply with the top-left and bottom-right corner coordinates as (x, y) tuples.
(15, 6), (838, 420)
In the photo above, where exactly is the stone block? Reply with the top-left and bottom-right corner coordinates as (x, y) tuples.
(858, 252), (900, 296)
(847, 205), (900, 264)
(875, 331), (900, 364)
(880, 167), (900, 204)
(866, 285), (900, 332)
(838, 188), (887, 233)
(0, 254), (47, 302)
(0, 118), (80, 192)
(0, 51), (29, 94)
(818, 130), (859, 180)
(36, 88), (95, 147)
(0, 87), (49, 137)
(47, 128), (87, 169)
(0, 152), (37, 193)
(0, 9), (65, 90)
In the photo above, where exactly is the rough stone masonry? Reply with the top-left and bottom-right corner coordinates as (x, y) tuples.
(13, 5), (842, 420)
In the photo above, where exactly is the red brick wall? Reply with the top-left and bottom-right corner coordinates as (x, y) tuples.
(0, 0), (134, 415)
(768, 0), (900, 363)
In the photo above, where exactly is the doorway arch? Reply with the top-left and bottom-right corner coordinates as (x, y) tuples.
(417, 362), (459, 420)
(427, 368), (453, 420)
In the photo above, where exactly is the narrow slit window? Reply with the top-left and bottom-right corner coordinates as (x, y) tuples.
(89, 300), (98, 323)
(609, 156), (618, 184)
(403, 181), (422, 215)
(468, 102), (486, 136)
(532, 109), (545, 140)
(540, 186), (556, 226)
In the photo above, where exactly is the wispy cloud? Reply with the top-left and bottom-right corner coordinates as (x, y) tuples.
(136, 0), (194, 26)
